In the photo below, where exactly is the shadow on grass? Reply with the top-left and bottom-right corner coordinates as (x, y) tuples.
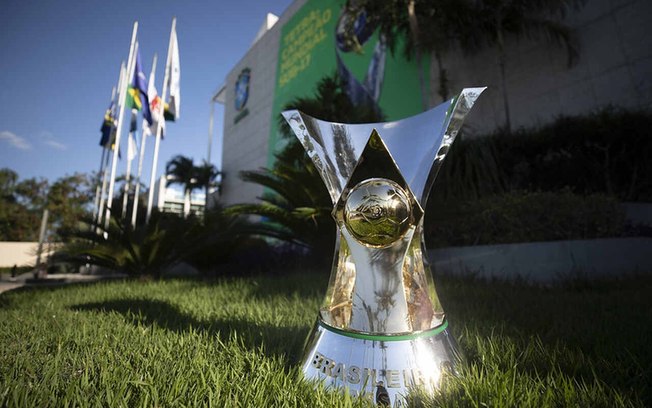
(168, 269), (330, 303)
(68, 273), (651, 405)
(71, 298), (310, 365)
(437, 274), (652, 406)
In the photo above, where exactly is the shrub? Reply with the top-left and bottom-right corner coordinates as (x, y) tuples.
(434, 108), (652, 202)
(426, 189), (625, 247)
(492, 108), (652, 201)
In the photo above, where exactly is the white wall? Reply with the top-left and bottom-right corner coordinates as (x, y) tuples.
(432, 0), (652, 134)
(220, 0), (307, 206)
(0, 242), (38, 268)
(429, 237), (652, 283)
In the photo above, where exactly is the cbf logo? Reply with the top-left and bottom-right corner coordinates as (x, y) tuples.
(235, 68), (251, 111)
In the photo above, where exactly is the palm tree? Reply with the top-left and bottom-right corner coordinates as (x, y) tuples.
(195, 161), (221, 209)
(361, 0), (475, 103)
(165, 155), (199, 217)
(231, 140), (334, 256)
(362, 0), (585, 131)
(228, 74), (384, 259)
(467, 0), (585, 133)
(56, 212), (204, 279)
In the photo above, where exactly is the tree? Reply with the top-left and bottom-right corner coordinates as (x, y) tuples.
(0, 168), (18, 202)
(361, 0), (584, 131)
(15, 177), (48, 211)
(195, 161), (221, 208)
(0, 168), (48, 241)
(467, 0), (584, 133)
(0, 169), (93, 242)
(165, 155), (199, 218)
(47, 173), (93, 239)
(57, 212), (204, 279)
(361, 0), (476, 103)
(229, 74), (384, 259)
(0, 199), (39, 241)
(165, 156), (222, 217)
(232, 140), (335, 257)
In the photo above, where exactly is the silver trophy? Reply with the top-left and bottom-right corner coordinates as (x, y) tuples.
(282, 87), (485, 406)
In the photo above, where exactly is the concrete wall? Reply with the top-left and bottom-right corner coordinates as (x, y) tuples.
(433, 0), (652, 134)
(0, 242), (38, 267)
(429, 237), (652, 283)
(220, 0), (307, 206)
(623, 202), (652, 226)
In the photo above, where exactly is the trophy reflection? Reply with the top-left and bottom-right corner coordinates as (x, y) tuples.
(283, 88), (485, 405)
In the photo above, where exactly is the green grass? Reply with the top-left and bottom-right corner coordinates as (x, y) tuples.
(1, 273), (650, 407)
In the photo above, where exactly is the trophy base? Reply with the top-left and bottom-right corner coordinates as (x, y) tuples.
(300, 319), (461, 406)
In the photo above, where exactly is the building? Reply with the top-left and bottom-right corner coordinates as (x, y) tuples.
(217, 0), (652, 206)
(151, 176), (206, 217)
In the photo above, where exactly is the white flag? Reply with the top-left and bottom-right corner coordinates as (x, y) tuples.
(127, 132), (137, 161)
(166, 26), (180, 121)
(142, 121), (152, 139)
(147, 63), (165, 137)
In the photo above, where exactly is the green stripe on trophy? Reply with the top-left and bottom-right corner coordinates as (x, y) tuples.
(318, 320), (449, 342)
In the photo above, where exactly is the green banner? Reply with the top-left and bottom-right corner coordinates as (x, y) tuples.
(269, 0), (428, 167)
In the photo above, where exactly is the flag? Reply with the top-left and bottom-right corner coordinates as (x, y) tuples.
(142, 119), (152, 139)
(127, 109), (140, 162)
(127, 131), (137, 161)
(147, 63), (165, 138)
(127, 50), (153, 125)
(99, 102), (116, 148)
(164, 27), (180, 121)
(129, 109), (138, 132)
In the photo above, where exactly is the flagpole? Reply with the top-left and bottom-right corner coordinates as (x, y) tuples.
(92, 144), (106, 223)
(97, 63), (125, 230)
(131, 53), (158, 228)
(105, 21), (138, 232)
(146, 17), (176, 223)
(121, 40), (140, 220)
(93, 145), (108, 219)
(130, 118), (148, 228)
(121, 137), (131, 216)
(121, 123), (134, 217)
(96, 148), (112, 233)
(92, 86), (116, 226)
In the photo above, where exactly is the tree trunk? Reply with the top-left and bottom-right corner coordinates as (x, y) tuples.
(184, 189), (190, 217)
(205, 184), (210, 211)
(496, 25), (512, 134)
(434, 46), (449, 102)
(407, 0), (428, 110)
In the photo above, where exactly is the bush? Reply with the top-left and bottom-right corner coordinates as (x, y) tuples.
(426, 189), (625, 247)
(433, 108), (652, 202)
(55, 213), (202, 279)
(494, 108), (652, 201)
(180, 208), (253, 275)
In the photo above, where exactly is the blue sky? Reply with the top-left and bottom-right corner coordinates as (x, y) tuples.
(0, 0), (293, 184)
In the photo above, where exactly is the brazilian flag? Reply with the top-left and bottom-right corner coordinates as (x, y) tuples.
(126, 51), (152, 125)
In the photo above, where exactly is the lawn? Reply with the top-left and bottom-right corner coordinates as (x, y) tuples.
(1, 273), (650, 407)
